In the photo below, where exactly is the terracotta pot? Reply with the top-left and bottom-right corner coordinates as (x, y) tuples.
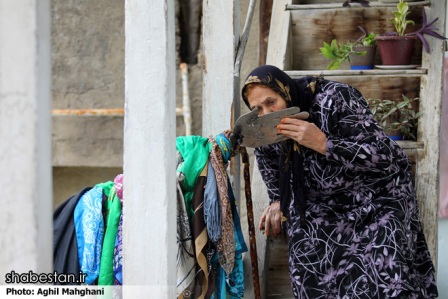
(375, 35), (417, 65)
(349, 45), (376, 70)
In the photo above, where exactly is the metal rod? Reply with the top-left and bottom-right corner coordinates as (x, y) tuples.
(180, 63), (193, 135)
(234, 0), (257, 74)
(51, 109), (124, 116)
(52, 108), (185, 116)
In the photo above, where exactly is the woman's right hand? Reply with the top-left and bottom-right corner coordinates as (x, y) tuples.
(259, 201), (282, 238)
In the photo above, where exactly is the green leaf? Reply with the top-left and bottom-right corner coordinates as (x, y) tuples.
(320, 46), (336, 59)
(327, 60), (342, 70)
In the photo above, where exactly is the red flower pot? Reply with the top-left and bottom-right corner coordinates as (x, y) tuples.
(375, 35), (417, 65)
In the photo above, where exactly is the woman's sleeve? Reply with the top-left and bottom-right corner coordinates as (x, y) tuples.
(254, 143), (282, 204)
(321, 83), (410, 174)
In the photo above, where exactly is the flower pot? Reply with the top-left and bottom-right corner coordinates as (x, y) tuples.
(385, 129), (404, 140)
(375, 35), (417, 65)
(349, 45), (376, 70)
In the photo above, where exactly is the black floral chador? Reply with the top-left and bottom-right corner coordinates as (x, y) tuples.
(243, 65), (438, 298)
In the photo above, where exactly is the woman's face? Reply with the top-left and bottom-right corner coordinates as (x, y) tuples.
(246, 84), (287, 116)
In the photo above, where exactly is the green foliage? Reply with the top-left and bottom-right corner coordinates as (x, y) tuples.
(367, 95), (422, 140)
(319, 40), (367, 70)
(360, 32), (377, 46)
(391, 0), (415, 36)
(319, 27), (377, 70)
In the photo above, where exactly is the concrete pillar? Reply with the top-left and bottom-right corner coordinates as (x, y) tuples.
(0, 0), (52, 279)
(202, 1), (240, 137)
(123, 0), (176, 296)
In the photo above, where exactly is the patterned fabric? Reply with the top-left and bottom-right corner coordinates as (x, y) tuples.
(211, 178), (247, 299)
(178, 174), (216, 298)
(114, 174), (123, 204)
(204, 162), (222, 242)
(254, 76), (438, 297)
(215, 133), (231, 162)
(177, 180), (196, 297)
(211, 254), (245, 299)
(73, 182), (113, 284)
(112, 173), (123, 285)
(209, 137), (235, 275)
(113, 213), (123, 285)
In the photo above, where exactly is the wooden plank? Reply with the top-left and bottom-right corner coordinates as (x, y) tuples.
(289, 6), (423, 70)
(0, 0), (52, 278)
(266, 238), (293, 298)
(287, 1), (430, 9)
(288, 73), (421, 102)
(416, 3), (446, 265)
(266, 0), (293, 69)
(123, 0), (177, 295)
(397, 140), (424, 150)
(286, 69), (426, 77)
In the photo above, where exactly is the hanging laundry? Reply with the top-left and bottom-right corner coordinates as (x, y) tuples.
(73, 181), (113, 284)
(176, 135), (212, 221)
(53, 187), (92, 285)
(204, 162), (222, 243)
(53, 130), (252, 299)
(209, 135), (235, 275)
(176, 132), (247, 299)
(113, 174), (124, 285)
(98, 186), (122, 285)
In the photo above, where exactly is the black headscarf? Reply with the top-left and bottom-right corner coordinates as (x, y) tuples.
(241, 65), (323, 220)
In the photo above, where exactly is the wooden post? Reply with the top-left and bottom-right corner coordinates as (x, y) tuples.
(418, 1), (446, 265)
(266, 0), (293, 70)
(123, 0), (176, 296)
(0, 0), (52, 279)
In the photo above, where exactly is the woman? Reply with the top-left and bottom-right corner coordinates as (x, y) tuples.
(241, 65), (438, 298)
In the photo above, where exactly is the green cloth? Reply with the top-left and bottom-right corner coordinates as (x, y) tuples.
(176, 136), (212, 220)
(98, 185), (122, 285)
(96, 181), (114, 200)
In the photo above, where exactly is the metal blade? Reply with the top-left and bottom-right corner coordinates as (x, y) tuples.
(233, 107), (309, 148)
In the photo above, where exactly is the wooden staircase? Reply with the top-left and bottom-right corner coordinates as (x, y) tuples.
(244, 1), (445, 298)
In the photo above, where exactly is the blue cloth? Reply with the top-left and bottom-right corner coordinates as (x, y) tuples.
(228, 179), (248, 255)
(74, 184), (110, 284)
(211, 178), (248, 298)
(204, 162), (222, 242)
(215, 133), (231, 162)
(212, 254), (245, 299)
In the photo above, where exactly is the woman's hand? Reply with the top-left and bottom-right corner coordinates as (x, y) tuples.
(277, 118), (327, 155)
(259, 201), (282, 238)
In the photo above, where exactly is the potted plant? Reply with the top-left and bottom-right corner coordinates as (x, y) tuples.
(375, 0), (446, 65)
(367, 95), (422, 140)
(319, 27), (377, 70)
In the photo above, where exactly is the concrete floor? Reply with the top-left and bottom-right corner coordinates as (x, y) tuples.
(438, 218), (448, 298)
